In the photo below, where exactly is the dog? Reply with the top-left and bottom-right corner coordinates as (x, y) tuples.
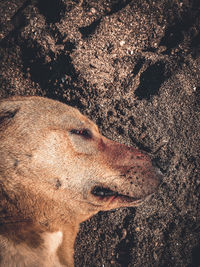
(0, 96), (161, 266)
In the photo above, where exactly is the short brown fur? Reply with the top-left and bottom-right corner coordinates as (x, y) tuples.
(0, 96), (161, 266)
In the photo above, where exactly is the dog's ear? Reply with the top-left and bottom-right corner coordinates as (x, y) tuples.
(0, 108), (19, 129)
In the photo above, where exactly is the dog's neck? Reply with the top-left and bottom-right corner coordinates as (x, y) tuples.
(0, 176), (83, 266)
(0, 222), (79, 267)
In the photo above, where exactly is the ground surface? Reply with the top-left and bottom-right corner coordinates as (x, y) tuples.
(0, 0), (199, 266)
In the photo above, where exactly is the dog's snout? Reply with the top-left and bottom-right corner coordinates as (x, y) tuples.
(118, 147), (162, 197)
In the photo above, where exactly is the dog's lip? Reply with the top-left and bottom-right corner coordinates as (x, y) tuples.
(91, 186), (143, 203)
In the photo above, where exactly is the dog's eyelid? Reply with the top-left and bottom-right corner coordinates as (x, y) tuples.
(70, 128), (92, 139)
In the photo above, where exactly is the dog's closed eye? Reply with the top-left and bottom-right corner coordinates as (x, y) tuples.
(70, 129), (92, 139)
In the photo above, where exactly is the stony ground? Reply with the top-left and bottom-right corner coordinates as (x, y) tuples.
(0, 0), (199, 266)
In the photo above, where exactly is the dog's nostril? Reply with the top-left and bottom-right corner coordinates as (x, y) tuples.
(136, 155), (145, 160)
(154, 167), (163, 185)
(151, 158), (164, 176)
(151, 158), (162, 170)
(155, 166), (163, 175)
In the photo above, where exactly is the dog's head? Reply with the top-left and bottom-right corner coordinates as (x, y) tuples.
(0, 96), (161, 225)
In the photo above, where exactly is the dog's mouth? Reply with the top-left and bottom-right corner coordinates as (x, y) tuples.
(91, 186), (144, 205)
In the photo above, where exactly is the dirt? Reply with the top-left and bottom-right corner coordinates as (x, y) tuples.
(0, 0), (199, 266)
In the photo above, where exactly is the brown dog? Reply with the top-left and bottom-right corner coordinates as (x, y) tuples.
(0, 96), (161, 266)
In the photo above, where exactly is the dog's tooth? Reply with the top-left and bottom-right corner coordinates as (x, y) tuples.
(99, 191), (105, 196)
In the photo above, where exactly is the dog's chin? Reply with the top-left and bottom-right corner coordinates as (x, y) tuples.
(90, 186), (148, 208)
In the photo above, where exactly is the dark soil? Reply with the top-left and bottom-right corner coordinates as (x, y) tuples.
(0, 0), (199, 266)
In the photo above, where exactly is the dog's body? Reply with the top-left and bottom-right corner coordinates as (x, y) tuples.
(0, 96), (161, 266)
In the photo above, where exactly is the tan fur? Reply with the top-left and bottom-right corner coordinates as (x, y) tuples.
(0, 96), (161, 266)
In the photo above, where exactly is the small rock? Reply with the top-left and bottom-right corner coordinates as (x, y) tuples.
(90, 8), (96, 14)
(121, 228), (127, 240)
(153, 251), (158, 260)
(120, 40), (125, 46)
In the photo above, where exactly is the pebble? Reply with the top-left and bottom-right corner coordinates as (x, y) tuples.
(153, 251), (158, 260)
(120, 40), (125, 46)
(90, 8), (96, 14)
(121, 228), (127, 240)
